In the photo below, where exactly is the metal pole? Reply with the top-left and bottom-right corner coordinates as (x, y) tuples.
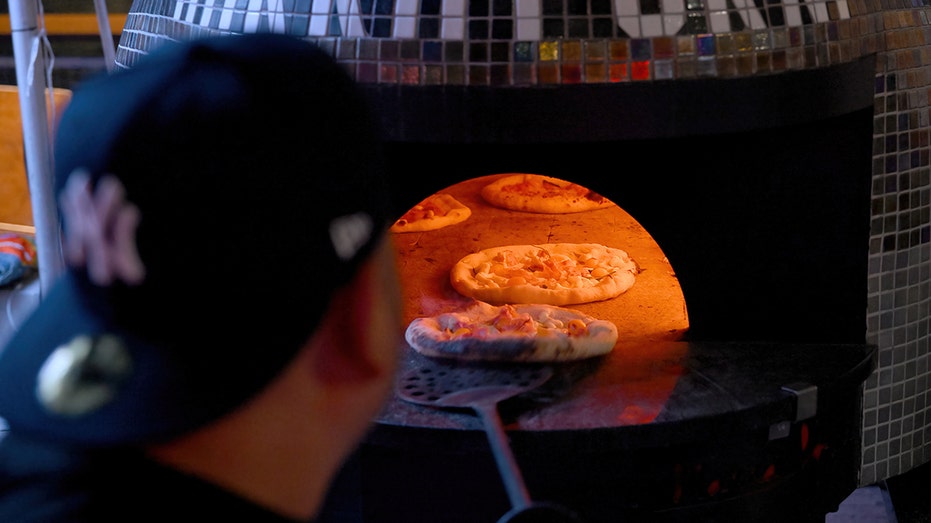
(93, 0), (116, 70)
(9, 0), (64, 298)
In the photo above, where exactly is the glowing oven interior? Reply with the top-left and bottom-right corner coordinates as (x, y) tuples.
(391, 173), (688, 425)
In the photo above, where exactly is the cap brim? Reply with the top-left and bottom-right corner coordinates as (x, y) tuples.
(0, 271), (243, 446)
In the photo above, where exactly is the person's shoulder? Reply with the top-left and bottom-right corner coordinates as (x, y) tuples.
(0, 432), (147, 521)
(0, 432), (298, 522)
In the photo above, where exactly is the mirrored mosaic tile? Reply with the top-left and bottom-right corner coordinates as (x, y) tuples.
(116, 0), (899, 86)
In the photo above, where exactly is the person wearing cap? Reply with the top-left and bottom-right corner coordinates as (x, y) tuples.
(0, 33), (403, 521)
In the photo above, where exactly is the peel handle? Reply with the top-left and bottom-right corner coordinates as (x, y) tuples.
(474, 401), (533, 511)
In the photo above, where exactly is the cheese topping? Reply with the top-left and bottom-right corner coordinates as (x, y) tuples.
(471, 245), (627, 290)
(390, 193), (471, 232)
(395, 201), (444, 226)
(437, 304), (588, 340)
(500, 175), (608, 205)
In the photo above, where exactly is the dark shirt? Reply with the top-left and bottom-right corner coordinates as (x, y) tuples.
(0, 431), (303, 522)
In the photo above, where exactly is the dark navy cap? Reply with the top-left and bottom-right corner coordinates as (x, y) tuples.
(0, 33), (392, 446)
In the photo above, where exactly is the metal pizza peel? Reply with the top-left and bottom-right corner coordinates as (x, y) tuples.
(396, 362), (585, 523)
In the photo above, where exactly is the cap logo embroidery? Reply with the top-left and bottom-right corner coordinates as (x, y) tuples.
(59, 170), (146, 286)
(36, 334), (133, 417)
(329, 212), (373, 261)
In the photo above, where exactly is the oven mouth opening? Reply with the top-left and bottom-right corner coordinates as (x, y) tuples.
(391, 172), (690, 361)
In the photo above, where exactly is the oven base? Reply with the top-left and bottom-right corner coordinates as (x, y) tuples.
(320, 343), (873, 523)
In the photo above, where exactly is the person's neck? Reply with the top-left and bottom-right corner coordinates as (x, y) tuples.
(146, 366), (336, 521)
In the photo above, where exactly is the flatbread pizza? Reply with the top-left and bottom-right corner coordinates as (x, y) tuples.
(391, 193), (471, 233)
(450, 243), (637, 306)
(405, 301), (618, 362)
(481, 173), (612, 214)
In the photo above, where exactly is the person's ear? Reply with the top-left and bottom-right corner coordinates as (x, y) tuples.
(307, 240), (402, 385)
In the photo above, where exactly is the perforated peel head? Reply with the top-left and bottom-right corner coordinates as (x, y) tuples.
(396, 364), (554, 408)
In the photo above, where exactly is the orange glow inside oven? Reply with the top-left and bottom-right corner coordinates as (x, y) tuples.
(391, 173), (690, 425)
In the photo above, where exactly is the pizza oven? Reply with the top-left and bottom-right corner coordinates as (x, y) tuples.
(340, 63), (877, 523)
(111, 1), (931, 522)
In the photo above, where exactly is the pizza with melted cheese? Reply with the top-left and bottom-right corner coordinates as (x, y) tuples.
(450, 243), (637, 306)
(390, 193), (471, 233)
(405, 301), (618, 362)
(481, 173), (612, 214)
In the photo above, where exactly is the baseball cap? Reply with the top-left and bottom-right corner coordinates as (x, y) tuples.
(0, 33), (393, 446)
